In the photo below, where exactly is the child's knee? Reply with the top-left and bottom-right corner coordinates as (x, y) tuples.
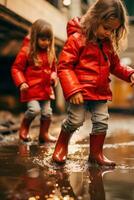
(26, 107), (41, 118)
(92, 122), (108, 133)
(62, 120), (84, 133)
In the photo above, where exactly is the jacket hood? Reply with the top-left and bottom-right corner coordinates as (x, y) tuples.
(67, 17), (81, 37)
(22, 35), (30, 46)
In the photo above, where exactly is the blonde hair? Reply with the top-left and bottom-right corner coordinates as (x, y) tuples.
(29, 19), (56, 67)
(80, 0), (129, 52)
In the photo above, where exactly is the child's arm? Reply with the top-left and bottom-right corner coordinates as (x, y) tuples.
(130, 73), (134, 86)
(51, 59), (58, 87)
(110, 51), (134, 82)
(11, 44), (28, 88)
(58, 34), (83, 100)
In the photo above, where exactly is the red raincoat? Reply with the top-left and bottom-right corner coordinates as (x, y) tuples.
(58, 17), (134, 100)
(11, 36), (57, 102)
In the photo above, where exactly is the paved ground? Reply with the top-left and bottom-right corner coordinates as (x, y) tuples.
(0, 112), (134, 200)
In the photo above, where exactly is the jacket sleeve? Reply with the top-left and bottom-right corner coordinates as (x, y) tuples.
(110, 51), (134, 82)
(11, 44), (28, 87)
(58, 35), (83, 99)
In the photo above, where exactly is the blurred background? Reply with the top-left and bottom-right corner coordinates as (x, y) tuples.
(0, 0), (134, 114)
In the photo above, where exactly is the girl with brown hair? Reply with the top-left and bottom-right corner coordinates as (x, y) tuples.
(52, 0), (134, 166)
(12, 19), (57, 143)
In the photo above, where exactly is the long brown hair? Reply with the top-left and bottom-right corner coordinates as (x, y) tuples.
(80, 0), (129, 52)
(29, 19), (56, 66)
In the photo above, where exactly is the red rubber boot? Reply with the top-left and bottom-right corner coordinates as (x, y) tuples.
(39, 117), (56, 143)
(52, 129), (72, 163)
(19, 117), (33, 142)
(88, 133), (116, 167)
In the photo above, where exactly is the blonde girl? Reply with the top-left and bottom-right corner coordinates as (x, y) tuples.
(12, 19), (57, 143)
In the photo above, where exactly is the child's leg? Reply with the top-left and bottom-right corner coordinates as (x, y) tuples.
(39, 100), (56, 143)
(19, 100), (41, 142)
(52, 103), (86, 163)
(89, 100), (115, 166)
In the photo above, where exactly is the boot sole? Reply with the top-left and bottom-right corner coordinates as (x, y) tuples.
(88, 157), (116, 167)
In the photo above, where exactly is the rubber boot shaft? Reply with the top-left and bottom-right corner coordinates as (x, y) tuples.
(19, 117), (33, 142)
(39, 117), (56, 143)
(89, 133), (116, 166)
(52, 129), (72, 163)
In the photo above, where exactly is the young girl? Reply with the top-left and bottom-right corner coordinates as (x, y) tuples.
(11, 19), (57, 143)
(52, 0), (134, 166)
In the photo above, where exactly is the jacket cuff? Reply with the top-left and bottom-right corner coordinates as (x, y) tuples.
(58, 69), (83, 99)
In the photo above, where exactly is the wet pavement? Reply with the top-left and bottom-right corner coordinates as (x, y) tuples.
(0, 113), (134, 200)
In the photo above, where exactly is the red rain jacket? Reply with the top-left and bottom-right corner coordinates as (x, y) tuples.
(58, 17), (134, 100)
(11, 36), (57, 102)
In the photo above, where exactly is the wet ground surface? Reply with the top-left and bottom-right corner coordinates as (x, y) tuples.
(0, 113), (134, 200)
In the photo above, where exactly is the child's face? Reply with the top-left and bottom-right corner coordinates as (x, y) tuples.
(96, 18), (121, 40)
(37, 37), (51, 50)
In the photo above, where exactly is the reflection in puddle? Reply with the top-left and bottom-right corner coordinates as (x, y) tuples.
(0, 130), (134, 199)
(104, 141), (134, 148)
(116, 164), (134, 170)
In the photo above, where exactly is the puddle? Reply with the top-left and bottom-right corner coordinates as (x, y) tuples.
(0, 114), (134, 199)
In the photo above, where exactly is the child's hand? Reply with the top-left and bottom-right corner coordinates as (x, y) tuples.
(20, 83), (29, 91)
(50, 78), (58, 87)
(69, 92), (84, 104)
(51, 72), (58, 87)
(130, 73), (134, 87)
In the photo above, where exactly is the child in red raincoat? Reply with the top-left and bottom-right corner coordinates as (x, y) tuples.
(52, 0), (134, 166)
(12, 19), (57, 143)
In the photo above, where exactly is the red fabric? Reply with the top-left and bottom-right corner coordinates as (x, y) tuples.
(52, 129), (72, 163)
(39, 117), (56, 143)
(58, 17), (134, 100)
(89, 134), (116, 166)
(19, 117), (33, 142)
(11, 36), (57, 102)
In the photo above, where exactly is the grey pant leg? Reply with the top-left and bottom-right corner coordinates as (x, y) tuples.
(62, 103), (86, 133)
(25, 100), (41, 119)
(90, 101), (109, 133)
(40, 100), (52, 118)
